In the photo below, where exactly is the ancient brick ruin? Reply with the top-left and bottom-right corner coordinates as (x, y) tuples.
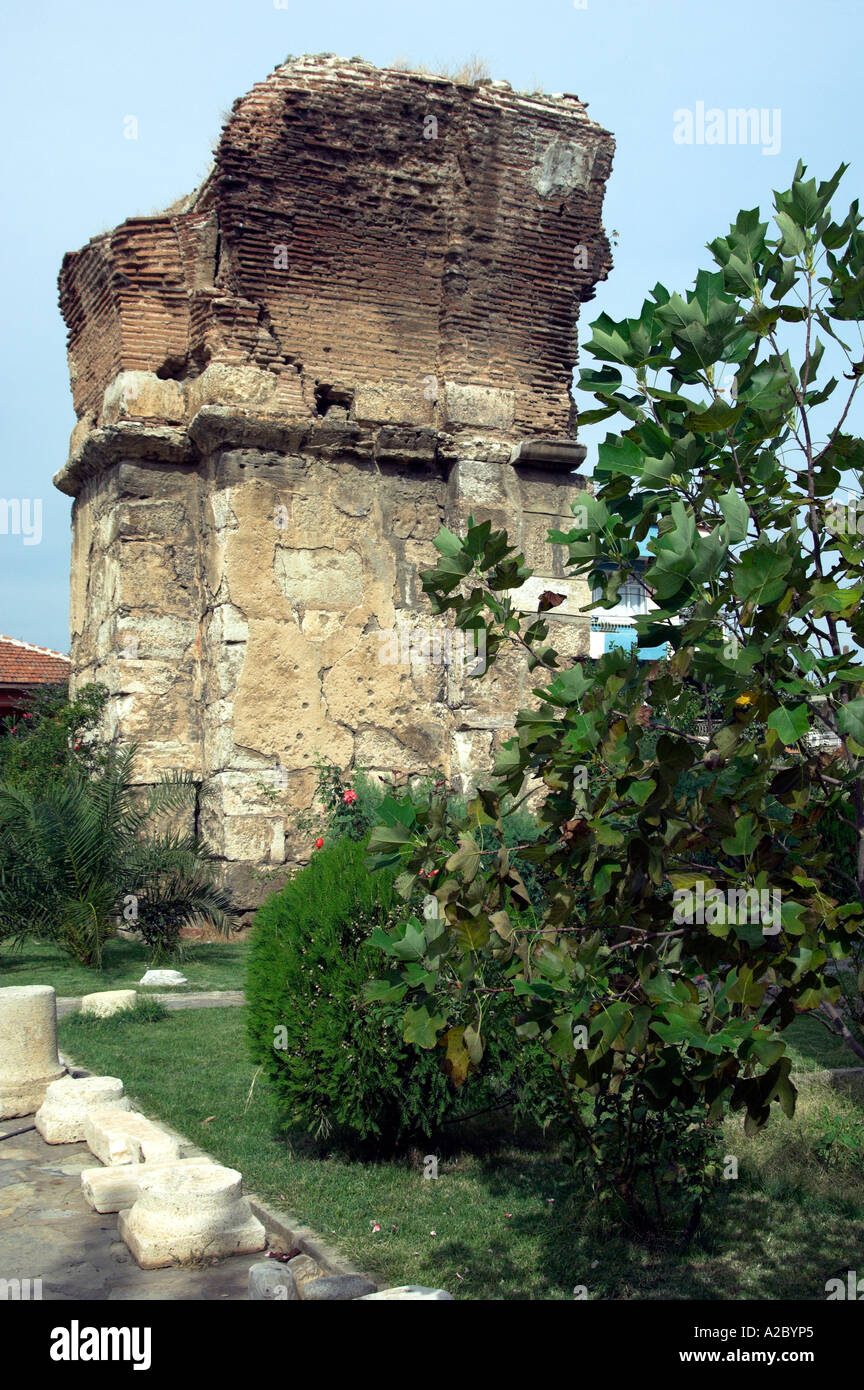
(56, 55), (614, 908)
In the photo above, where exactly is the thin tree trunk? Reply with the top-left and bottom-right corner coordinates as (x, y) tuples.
(682, 1197), (703, 1249)
(817, 1000), (864, 1064)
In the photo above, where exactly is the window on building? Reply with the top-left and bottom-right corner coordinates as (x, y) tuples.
(592, 574), (647, 615)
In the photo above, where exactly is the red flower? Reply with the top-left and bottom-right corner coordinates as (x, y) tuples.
(314, 837), (324, 850)
(342, 788), (358, 805)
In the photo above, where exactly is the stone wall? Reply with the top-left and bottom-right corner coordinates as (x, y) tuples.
(56, 56), (614, 909)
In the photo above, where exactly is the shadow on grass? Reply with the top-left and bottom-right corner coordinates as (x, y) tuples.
(439, 1145), (864, 1300)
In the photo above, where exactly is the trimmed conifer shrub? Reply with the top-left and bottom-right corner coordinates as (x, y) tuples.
(246, 836), (549, 1149)
(246, 837), (458, 1147)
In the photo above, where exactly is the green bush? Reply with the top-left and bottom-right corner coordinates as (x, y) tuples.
(246, 835), (551, 1150)
(0, 745), (231, 967)
(295, 758), (442, 846)
(0, 682), (109, 789)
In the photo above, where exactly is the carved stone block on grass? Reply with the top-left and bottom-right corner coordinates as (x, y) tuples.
(139, 969), (188, 988)
(118, 1163), (266, 1268)
(84, 1105), (182, 1165)
(80, 990), (138, 1018)
(35, 1075), (129, 1143)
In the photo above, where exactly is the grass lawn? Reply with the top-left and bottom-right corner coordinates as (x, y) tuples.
(58, 1005), (864, 1301)
(0, 937), (248, 995)
(782, 1013), (860, 1071)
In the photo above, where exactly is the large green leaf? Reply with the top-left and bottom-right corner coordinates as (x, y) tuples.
(766, 703), (810, 743)
(837, 698), (864, 744)
(718, 486), (751, 543)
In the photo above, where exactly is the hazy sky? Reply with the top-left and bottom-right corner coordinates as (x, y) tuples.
(1, 0), (861, 653)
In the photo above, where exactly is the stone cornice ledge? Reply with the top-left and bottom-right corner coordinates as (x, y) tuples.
(55, 411), (589, 498)
(54, 423), (195, 496)
(54, 410), (373, 496)
(510, 438), (588, 471)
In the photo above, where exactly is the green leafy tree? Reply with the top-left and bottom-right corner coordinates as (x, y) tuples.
(0, 682), (109, 789)
(368, 163), (864, 1233)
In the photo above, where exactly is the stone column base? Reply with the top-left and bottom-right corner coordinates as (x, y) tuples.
(117, 1163), (266, 1268)
(0, 985), (66, 1118)
(81, 1155), (215, 1213)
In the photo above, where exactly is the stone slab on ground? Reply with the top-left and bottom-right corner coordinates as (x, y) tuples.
(81, 1156), (216, 1213)
(56, 990), (245, 1019)
(36, 1076), (128, 1144)
(138, 970), (188, 988)
(0, 1124), (268, 1301)
(357, 1285), (454, 1300)
(302, 1274), (379, 1300)
(85, 1107), (182, 1166)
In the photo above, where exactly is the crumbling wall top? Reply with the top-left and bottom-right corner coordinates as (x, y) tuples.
(57, 55), (614, 490)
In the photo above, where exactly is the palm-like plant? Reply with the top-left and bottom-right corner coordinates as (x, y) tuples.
(0, 746), (231, 967)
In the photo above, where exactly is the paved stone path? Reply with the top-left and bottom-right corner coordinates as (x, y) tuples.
(4, 991), (255, 1301)
(1, 991), (366, 1300)
(56, 990), (245, 1019)
(0, 1120), (263, 1300)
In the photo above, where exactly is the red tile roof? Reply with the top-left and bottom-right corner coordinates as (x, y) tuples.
(0, 634), (71, 685)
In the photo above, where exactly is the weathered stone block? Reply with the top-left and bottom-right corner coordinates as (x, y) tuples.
(186, 364), (279, 415)
(274, 546), (364, 608)
(302, 1274), (379, 1300)
(138, 970), (187, 988)
(442, 383), (515, 431)
(36, 1076), (128, 1144)
(81, 1155), (215, 1213)
(514, 575), (591, 618)
(357, 1285), (454, 1300)
(85, 1106), (182, 1165)
(118, 1163), (266, 1268)
(353, 383), (435, 426)
(248, 1261), (299, 1300)
(102, 372), (185, 427)
(448, 458), (519, 508)
(79, 991), (137, 1018)
(286, 1252), (324, 1293)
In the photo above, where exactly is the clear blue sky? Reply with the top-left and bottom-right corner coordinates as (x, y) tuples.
(1, 0), (861, 653)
